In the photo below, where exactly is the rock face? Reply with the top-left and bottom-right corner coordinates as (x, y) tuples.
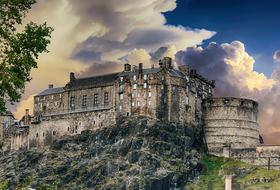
(0, 117), (202, 190)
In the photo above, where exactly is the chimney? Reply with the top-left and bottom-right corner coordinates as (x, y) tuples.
(124, 63), (131, 72)
(163, 57), (172, 69)
(159, 57), (172, 69)
(48, 84), (54, 89)
(25, 109), (29, 124)
(70, 72), (75, 82)
(139, 63), (143, 74)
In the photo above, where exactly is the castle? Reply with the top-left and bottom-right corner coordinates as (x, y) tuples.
(2, 57), (280, 169)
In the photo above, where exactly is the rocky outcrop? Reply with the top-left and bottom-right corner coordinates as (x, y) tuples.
(0, 117), (202, 190)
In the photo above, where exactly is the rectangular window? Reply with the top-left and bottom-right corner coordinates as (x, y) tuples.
(137, 101), (140, 107)
(51, 95), (54, 100)
(70, 96), (75, 110)
(148, 92), (152, 97)
(104, 92), (109, 106)
(144, 83), (147, 88)
(82, 95), (87, 108)
(120, 84), (124, 91)
(148, 101), (151, 106)
(93, 93), (99, 107)
(132, 102), (135, 107)
(185, 96), (189, 105)
(59, 94), (62, 98)
(132, 93), (135, 98)
(120, 77), (123, 82)
(133, 84), (137, 89)
(120, 93), (123, 100)
(119, 105), (122, 110)
(144, 74), (147, 80)
(133, 75), (137, 81)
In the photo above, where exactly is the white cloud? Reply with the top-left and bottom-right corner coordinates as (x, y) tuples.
(273, 50), (280, 62)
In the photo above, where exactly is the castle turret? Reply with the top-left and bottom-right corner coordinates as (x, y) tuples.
(203, 97), (259, 156)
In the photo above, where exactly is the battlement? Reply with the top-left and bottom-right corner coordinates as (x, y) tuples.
(203, 97), (258, 110)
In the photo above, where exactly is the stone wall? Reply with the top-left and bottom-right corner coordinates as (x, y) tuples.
(27, 109), (116, 148)
(229, 146), (280, 170)
(203, 97), (259, 155)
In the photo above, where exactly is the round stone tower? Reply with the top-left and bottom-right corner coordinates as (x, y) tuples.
(203, 97), (259, 156)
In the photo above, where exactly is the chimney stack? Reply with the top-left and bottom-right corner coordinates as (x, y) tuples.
(124, 63), (131, 72)
(70, 72), (75, 82)
(48, 84), (54, 89)
(139, 63), (143, 74)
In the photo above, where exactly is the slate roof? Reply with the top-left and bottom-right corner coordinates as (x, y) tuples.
(118, 68), (161, 77)
(68, 72), (119, 90)
(36, 87), (64, 97)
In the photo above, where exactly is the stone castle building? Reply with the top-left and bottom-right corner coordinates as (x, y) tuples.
(3, 57), (280, 169)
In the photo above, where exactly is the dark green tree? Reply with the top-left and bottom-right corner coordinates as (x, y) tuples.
(0, 0), (53, 113)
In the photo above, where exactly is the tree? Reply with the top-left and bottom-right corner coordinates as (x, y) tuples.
(0, 0), (53, 113)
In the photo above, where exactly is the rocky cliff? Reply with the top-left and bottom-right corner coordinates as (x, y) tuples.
(0, 117), (202, 190)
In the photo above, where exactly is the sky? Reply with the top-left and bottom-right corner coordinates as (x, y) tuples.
(10, 0), (280, 144)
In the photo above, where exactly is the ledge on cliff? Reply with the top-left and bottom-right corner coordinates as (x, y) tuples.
(0, 117), (203, 190)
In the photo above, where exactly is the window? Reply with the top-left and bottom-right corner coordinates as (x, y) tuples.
(137, 101), (140, 106)
(185, 76), (189, 82)
(132, 102), (135, 107)
(59, 94), (62, 98)
(70, 96), (75, 110)
(148, 101), (151, 106)
(51, 95), (54, 100)
(82, 95), (87, 108)
(148, 92), (152, 97)
(94, 94), (99, 107)
(120, 84), (124, 91)
(53, 131), (56, 136)
(144, 83), (147, 88)
(120, 93), (124, 100)
(43, 105), (47, 112)
(161, 85), (164, 90)
(104, 92), (109, 106)
(148, 85), (151, 89)
(137, 93), (140, 97)
(120, 77), (123, 82)
(144, 74), (148, 80)
(133, 75), (137, 81)
(185, 96), (189, 105)
(133, 84), (137, 89)
(119, 105), (122, 110)
(132, 93), (135, 98)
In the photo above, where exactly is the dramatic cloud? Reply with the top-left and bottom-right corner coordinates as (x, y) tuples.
(175, 41), (280, 144)
(12, 0), (215, 118)
(68, 0), (215, 62)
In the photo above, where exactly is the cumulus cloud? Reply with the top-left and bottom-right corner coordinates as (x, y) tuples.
(68, 0), (215, 62)
(176, 41), (275, 96)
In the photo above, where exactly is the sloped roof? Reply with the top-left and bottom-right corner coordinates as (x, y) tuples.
(36, 87), (64, 96)
(68, 72), (119, 90)
(118, 68), (161, 77)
